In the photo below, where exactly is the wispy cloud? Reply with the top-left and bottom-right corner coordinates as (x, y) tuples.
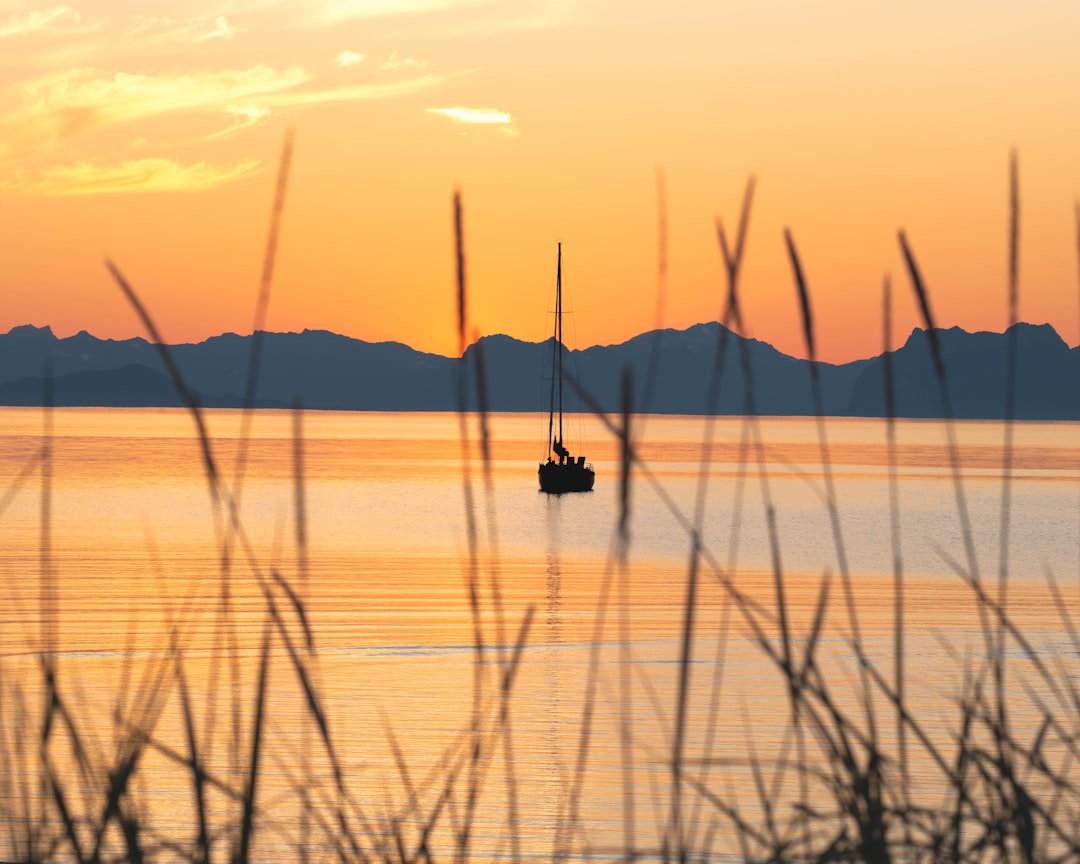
(0, 5), (79, 39)
(261, 73), (447, 108)
(199, 104), (273, 141)
(2, 157), (261, 195)
(428, 105), (518, 136)
(0, 64), (310, 163)
(429, 106), (512, 125)
(0, 61), (453, 168)
(14, 64), (310, 121)
(380, 52), (426, 73)
(195, 15), (239, 42)
(334, 50), (365, 68)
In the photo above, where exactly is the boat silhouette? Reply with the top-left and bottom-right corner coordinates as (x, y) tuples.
(538, 243), (595, 494)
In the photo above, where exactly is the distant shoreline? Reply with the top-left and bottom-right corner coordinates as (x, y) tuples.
(0, 320), (1075, 420)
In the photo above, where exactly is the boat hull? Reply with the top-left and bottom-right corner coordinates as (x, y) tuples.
(538, 461), (595, 494)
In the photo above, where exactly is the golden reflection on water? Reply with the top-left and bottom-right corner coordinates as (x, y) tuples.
(0, 408), (1076, 860)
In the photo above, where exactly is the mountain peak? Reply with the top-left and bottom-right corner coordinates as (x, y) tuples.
(5, 324), (55, 340)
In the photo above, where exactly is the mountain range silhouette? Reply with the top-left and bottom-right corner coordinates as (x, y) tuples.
(0, 321), (1075, 419)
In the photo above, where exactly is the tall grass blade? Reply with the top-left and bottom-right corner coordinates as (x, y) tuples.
(716, 184), (791, 696)
(263, 578), (345, 794)
(451, 188), (485, 864)
(1046, 569), (1080, 660)
(470, 328), (506, 650)
(784, 228), (869, 711)
(235, 621), (272, 864)
(989, 148), (1022, 859)
(897, 231), (944, 380)
(670, 538), (700, 863)
(897, 233), (982, 598)
(883, 273), (910, 822)
(92, 745), (145, 864)
(727, 187), (805, 837)
(499, 606), (534, 864)
(671, 176), (756, 862)
(784, 228), (814, 362)
(996, 150), (1020, 639)
(179, 654), (211, 863)
(106, 256), (244, 819)
(39, 359), (56, 708)
(105, 261), (220, 491)
(233, 127), (296, 502)
(639, 165), (669, 418)
(557, 558), (615, 863)
(273, 571), (314, 653)
(784, 229), (873, 856)
(44, 763), (84, 864)
(617, 368), (635, 860)
(796, 571), (831, 699)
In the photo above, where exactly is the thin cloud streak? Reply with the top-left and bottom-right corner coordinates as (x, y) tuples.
(261, 73), (447, 107)
(198, 104), (273, 141)
(0, 5), (79, 39)
(428, 106), (512, 124)
(1, 157), (262, 196)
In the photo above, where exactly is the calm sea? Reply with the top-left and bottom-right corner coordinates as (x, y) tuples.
(0, 407), (1076, 860)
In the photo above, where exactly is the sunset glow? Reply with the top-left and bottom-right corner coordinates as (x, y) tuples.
(2, 0), (1079, 362)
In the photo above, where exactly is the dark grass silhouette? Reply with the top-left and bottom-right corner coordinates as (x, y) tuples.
(0, 146), (1077, 864)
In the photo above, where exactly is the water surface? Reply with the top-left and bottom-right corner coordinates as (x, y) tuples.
(0, 408), (1075, 860)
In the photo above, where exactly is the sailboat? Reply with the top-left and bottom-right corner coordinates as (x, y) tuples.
(538, 243), (595, 494)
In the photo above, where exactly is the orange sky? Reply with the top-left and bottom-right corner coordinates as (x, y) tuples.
(1, 0), (1079, 362)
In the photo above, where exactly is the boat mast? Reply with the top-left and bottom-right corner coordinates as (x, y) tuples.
(557, 243), (564, 449)
(547, 244), (559, 456)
